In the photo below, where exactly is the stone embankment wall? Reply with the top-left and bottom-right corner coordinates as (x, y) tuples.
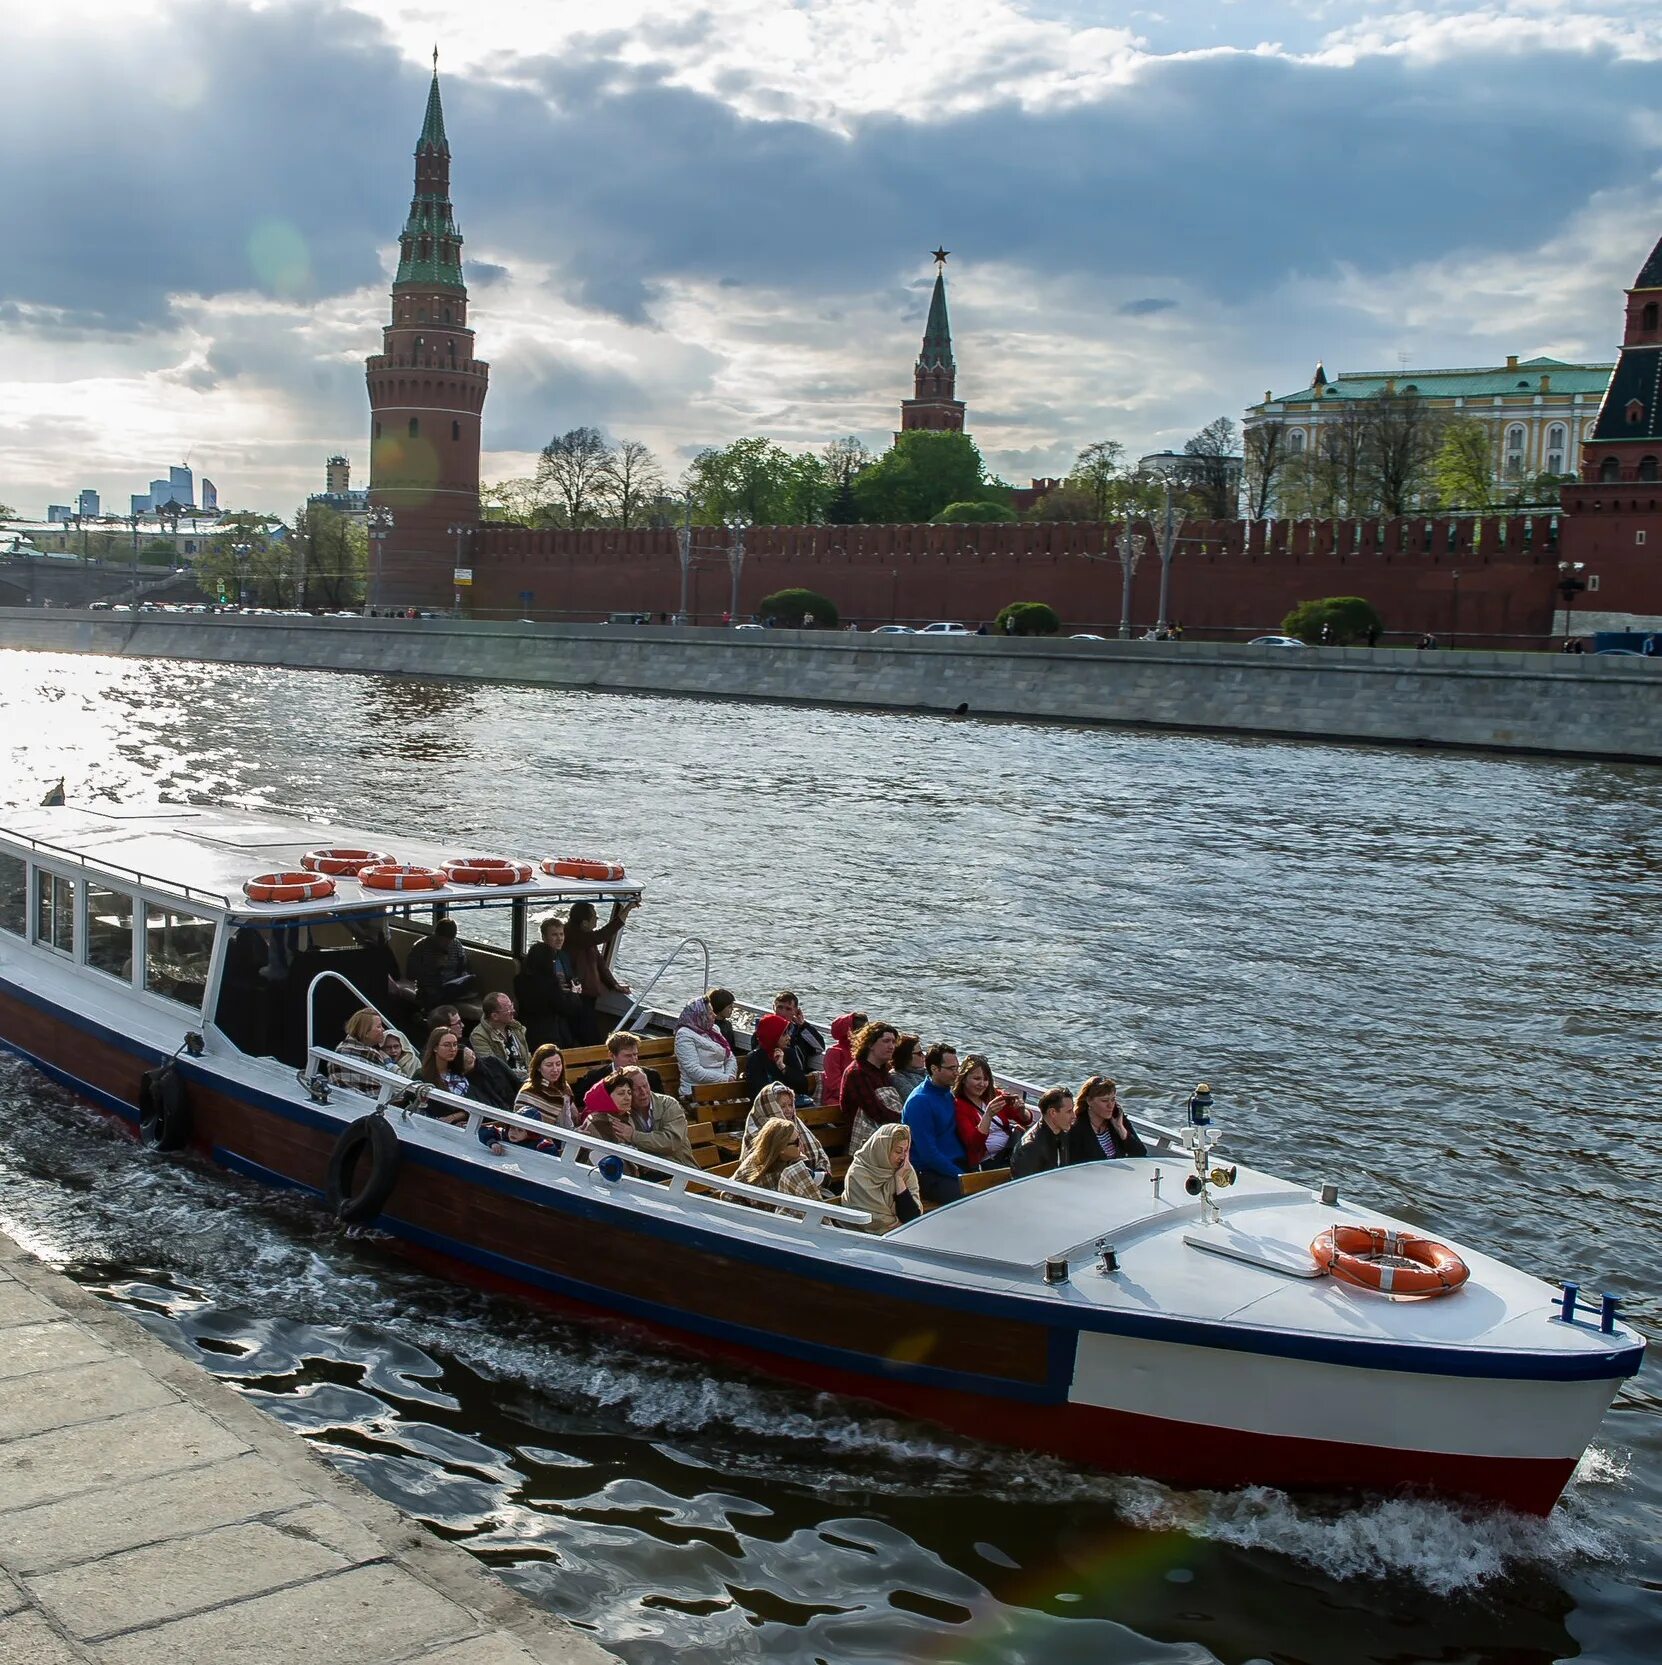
(1, 609), (1658, 761)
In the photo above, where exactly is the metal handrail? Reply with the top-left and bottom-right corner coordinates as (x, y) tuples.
(305, 1043), (870, 1231)
(303, 968), (392, 1063)
(616, 935), (711, 1033)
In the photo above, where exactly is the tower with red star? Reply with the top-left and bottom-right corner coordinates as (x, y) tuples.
(900, 249), (965, 433)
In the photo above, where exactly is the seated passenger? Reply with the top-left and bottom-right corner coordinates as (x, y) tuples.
(840, 1021), (903, 1153)
(742, 1013), (813, 1101)
(740, 1083), (830, 1179)
(406, 918), (478, 1012)
(580, 1071), (638, 1150)
(820, 1012), (866, 1107)
(627, 1067), (696, 1169)
(418, 1027), (475, 1126)
(565, 899), (639, 1044)
(515, 1044), (577, 1130)
(889, 1033), (926, 1103)
(674, 990), (738, 1093)
(575, 1031), (665, 1101)
(953, 1053), (1032, 1170)
(773, 991), (825, 1084)
(901, 1043), (965, 1205)
(468, 992), (532, 1106)
(1009, 1088), (1076, 1179)
(733, 1116), (831, 1211)
(329, 1007), (420, 1094)
(1067, 1075), (1148, 1163)
(841, 1124), (922, 1233)
(517, 915), (586, 1049)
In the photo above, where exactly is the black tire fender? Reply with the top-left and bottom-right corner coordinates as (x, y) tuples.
(326, 1114), (401, 1224)
(138, 1064), (192, 1152)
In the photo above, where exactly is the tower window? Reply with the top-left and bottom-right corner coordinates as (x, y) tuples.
(1628, 399), (1646, 424)
(409, 418), (419, 438)
(1641, 456), (1659, 482)
(1600, 457), (1620, 482)
(1643, 302), (1658, 332)
(374, 421), (381, 439)
(444, 307), (452, 323)
(452, 420), (460, 441)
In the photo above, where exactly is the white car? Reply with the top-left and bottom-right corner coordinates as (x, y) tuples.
(1071, 632), (1107, 641)
(917, 621), (971, 635)
(1247, 635), (1306, 648)
(869, 624), (914, 635)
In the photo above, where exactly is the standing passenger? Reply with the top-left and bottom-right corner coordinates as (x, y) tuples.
(841, 1022), (903, 1153)
(565, 898), (638, 1044)
(902, 1043), (965, 1205)
(518, 915), (586, 1048)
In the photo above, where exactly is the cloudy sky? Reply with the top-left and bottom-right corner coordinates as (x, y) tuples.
(2, 0), (1660, 517)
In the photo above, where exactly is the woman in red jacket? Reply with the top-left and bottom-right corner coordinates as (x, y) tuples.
(820, 1011), (866, 1106)
(954, 1052), (1032, 1169)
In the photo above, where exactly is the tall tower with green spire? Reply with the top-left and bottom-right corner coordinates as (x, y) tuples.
(365, 53), (490, 608)
(900, 249), (965, 434)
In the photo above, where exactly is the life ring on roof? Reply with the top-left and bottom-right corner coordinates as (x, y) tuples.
(1311, 1225), (1469, 1297)
(243, 871), (336, 904)
(360, 863), (447, 892)
(542, 856), (627, 882)
(443, 856), (534, 885)
(301, 847), (394, 876)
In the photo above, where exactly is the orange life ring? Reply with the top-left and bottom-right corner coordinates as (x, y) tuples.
(359, 863), (448, 892)
(542, 856), (627, 881)
(442, 855), (535, 886)
(301, 847), (393, 876)
(242, 871), (336, 904)
(1311, 1225), (1470, 1296)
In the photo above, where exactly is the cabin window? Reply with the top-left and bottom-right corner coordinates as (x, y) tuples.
(144, 904), (215, 1009)
(86, 882), (135, 981)
(0, 853), (24, 935)
(34, 870), (75, 956)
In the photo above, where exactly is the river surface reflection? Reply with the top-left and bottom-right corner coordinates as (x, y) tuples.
(0, 650), (1657, 1665)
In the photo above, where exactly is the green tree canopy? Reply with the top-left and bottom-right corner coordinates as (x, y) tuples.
(1432, 419), (1497, 511)
(197, 512), (284, 606)
(759, 587), (838, 628)
(294, 502), (367, 608)
(852, 431), (994, 523)
(1281, 595), (1382, 645)
(684, 437), (828, 524)
(933, 499), (1016, 523)
(996, 600), (1061, 636)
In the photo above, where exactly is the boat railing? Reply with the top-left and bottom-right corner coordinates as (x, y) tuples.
(615, 935), (711, 1033)
(303, 1043), (873, 1232)
(303, 968), (392, 1063)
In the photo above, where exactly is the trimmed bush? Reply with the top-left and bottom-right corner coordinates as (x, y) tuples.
(995, 601), (1061, 637)
(1281, 595), (1383, 645)
(932, 500), (1017, 524)
(759, 587), (838, 629)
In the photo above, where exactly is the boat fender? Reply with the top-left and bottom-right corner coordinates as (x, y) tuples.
(326, 1114), (402, 1224)
(596, 1153), (626, 1184)
(138, 1063), (192, 1152)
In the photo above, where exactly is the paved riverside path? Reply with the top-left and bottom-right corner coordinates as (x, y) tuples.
(0, 1230), (617, 1665)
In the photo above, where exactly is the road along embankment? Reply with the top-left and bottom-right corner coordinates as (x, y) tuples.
(0, 1227), (617, 1665)
(2, 609), (1659, 762)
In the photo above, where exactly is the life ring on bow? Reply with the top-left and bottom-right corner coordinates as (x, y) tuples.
(443, 856), (535, 885)
(359, 863), (447, 892)
(542, 856), (627, 882)
(1311, 1225), (1469, 1296)
(301, 847), (394, 876)
(243, 871), (336, 904)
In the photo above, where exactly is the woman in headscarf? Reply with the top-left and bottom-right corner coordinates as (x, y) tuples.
(742, 1011), (813, 1100)
(733, 1116), (830, 1212)
(820, 1011), (865, 1107)
(740, 1082), (829, 1178)
(673, 988), (738, 1093)
(841, 1123), (922, 1234)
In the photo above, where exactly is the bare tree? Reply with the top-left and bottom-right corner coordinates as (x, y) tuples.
(480, 478), (547, 526)
(1177, 416), (1241, 518)
(1068, 439), (1128, 519)
(1243, 421), (1286, 520)
(536, 427), (615, 528)
(822, 435), (874, 488)
(1361, 392), (1447, 516)
(600, 439), (665, 528)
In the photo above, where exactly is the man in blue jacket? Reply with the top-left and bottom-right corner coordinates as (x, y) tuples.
(902, 1043), (965, 1205)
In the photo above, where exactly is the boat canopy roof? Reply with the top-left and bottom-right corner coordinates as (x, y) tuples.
(0, 805), (641, 918)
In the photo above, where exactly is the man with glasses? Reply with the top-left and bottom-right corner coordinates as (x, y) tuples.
(901, 1043), (966, 1205)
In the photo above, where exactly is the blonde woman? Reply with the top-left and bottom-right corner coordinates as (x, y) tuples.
(733, 1116), (830, 1211)
(739, 1083), (829, 1177)
(842, 1123), (922, 1234)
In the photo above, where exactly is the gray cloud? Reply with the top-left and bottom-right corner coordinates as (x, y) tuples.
(1118, 298), (1177, 317)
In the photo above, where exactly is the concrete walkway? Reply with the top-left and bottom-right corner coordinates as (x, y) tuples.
(0, 1230), (617, 1665)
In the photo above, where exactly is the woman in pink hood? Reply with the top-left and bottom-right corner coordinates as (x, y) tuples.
(820, 1011), (866, 1107)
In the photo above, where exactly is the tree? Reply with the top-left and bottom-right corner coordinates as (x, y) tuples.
(1361, 392), (1448, 517)
(537, 427), (614, 527)
(995, 601), (1061, 636)
(852, 430), (992, 523)
(1278, 403), (1370, 519)
(1243, 421), (1287, 521)
(599, 439), (665, 528)
(684, 437), (825, 524)
(1176, 416), (1241, 518)
(1432, 419), (1498, 511)
(138, 538), (177, 567)
(480, 478), (545, 526)
(759, 587), (838, 628)
(197, 512), (279, 605)
(1281, 595), (1383, 645)
(294, 502), (366, 608)
(1068, 440), (1127, 520)
(933, 500), (1016, 523)
(821, 436), (872, 526)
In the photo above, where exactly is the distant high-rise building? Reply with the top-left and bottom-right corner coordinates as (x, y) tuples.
(130, 493), (152, 516)
(200, 479), (218, 512)
(326, 455), (350, 493)
(148, 479), (173, 507)
(76, 489), (99, 518)
(46, 505), (72, 524)
(168, 465), (194, 508)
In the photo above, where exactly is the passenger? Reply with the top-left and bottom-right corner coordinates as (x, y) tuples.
(953, 1054), (1032, 1170)
(513, 1044), (577, 1130)
(426, 1004), (471, 1045)
(889, 1033), (926, 1102)
(565, 899), (639, 1044)
(901, 1043), (965, 1205)
(575, 1031), (665, 1101)
(627, 1067), (696, 1169)
(329, 1007), (419, 1094)
(733, 1116), (831, 1211)
(517, 915), (586, 1049)
(1067, 1075), (1148, 1163)
(742, 1013), (813, 1101)
(739, 1082), (830, 1180)
(673, 990), (738, 1093)
(1009, 1088), (1077, 1179)
(406, 918), (478, 1012)
(469, 992), (531, 1091)
(418, 1027), (475, 1126)
(820, 1012), (866, 1107)
(773, 991), (826, 1082)
(580, 1071), (638, 1152)
(841, 1123), (922, 1233)
(841, 1021), (903, 1153)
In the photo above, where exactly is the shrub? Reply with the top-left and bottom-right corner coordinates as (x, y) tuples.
(1281, 596), (1383, 645)
(932, 499), (1016, 524)
(995, 601), (1061, 637)
(759, 587), (838, 629)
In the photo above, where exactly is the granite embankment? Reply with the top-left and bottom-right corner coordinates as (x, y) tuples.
(0, 1229), (617, 1665)
(2, 609), (1659, 761)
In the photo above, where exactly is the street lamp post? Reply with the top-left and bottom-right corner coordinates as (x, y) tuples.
(364, 507), (392, 615)
(231, 543), (251, 608)
(1115, 525), (1144, 639)
(446, 523), (470, 617)
(675, 493), (693, 624)
(1556, 559), (1587, 643)
(1154, 474), (1180, 637)
(725, 515), (749, 624)
(1449, 567), (1461, 648)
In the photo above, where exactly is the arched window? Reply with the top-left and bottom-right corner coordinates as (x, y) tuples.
(452, 420), (460, 441)
(1287, 429), (1306, 455)
(1546, 424), (1566, 474)
(443, 307), (452, 324)
(1641, 456), (1659, 482)
(1643, 301), (1659, 332)
(1600, 457), (1620, 482)
(1505, 424), (1526, 478)
(408, 418), (419, 439)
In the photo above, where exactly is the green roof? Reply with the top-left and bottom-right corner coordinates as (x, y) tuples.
(418, 73), (448, 154)
(395, 71), (463, 291)
(1270, 356), (1613, 405)
(917, 271), (954, 371)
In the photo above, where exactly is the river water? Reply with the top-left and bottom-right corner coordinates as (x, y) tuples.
(0, 649), (1657, 1665)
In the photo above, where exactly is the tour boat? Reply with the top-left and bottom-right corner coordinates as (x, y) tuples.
(0, 803), (1643, 1515)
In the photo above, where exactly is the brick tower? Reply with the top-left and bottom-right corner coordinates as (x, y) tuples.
(1577, 232), (1662, 486)
(365, 57), (489, 607)
(899, 249), (965, 433)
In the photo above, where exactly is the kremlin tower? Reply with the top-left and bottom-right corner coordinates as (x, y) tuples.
(899, 249), (965, 434)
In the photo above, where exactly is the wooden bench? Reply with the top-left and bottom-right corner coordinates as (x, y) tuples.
(563, 1035), (680, 1099)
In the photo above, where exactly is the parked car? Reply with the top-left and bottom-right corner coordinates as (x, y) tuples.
(1593, 648), (1643, 656)
(917, 621), (971, 635)
(1247, 635), (1307, 648)
(1071, 632), (1107, 641)
(869, 624), (914, 635)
